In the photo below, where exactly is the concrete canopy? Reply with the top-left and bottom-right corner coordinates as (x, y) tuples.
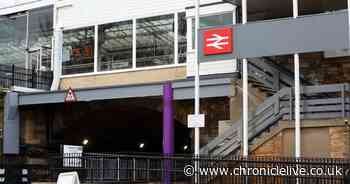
(17, 74), (237, 106)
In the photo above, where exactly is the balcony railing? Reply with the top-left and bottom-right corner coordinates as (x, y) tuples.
(0, 64), (53, 90)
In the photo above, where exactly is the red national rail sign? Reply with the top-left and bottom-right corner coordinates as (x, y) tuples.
(203, 27), (233, 56)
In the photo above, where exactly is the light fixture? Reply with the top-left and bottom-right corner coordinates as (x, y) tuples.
(82, 139), (89, 146)
(139, 142), (145, 150)
(183, 145), (188, 151)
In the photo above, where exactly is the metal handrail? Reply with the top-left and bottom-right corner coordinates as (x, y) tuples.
(201, 83), (350, 157)
(0, 64), (53, 90)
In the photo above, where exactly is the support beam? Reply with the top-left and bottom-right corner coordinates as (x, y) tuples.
(19, 77), (236, 106)
(163, 82), (174, 155)
(163, 82), (173, 184)
(51, 28), (63, 90)
(194, 0), (201, 157)
(198, 10), (349, 61)
(3, 92), (20, 154)
(242, 0), (249, 157)
(348, 0), (350, 48)
(194, 1), (201, 184)
(293, 0), (301, 158)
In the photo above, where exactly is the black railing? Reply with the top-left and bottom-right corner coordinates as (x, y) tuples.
(0, 64), (53, 90)
(24, 153), (350, 184)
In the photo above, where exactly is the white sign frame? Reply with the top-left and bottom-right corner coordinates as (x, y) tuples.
(188, 114), (205, 128)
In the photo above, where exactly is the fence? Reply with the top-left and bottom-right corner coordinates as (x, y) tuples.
(0, 157), (31, 184)
(27, 153), (350, 184)
(0, 64), (53, 90)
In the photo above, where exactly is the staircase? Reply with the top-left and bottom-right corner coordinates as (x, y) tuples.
(200, 58), (349, 157)
(246, 57), (312, 95)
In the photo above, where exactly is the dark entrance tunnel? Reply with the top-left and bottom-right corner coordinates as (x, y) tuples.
(48, 98), (192, 154)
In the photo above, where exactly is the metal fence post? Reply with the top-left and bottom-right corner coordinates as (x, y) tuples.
(117, 156), (120, 182)
(31, 67), (36, 88)
(147, 158), (150, 182)
(133, 158), (136, 182)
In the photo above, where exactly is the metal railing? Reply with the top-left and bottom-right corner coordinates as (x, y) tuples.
(246, 58), (312, 93)
(201, 83), (350, 157)
(27, 153), (350, 184)
(0, 64), (53, 90)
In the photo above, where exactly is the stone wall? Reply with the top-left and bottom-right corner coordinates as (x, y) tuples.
(20, 107), (50, 156)
(251, 119), (350, 158)
(218, 80), (268, 136)
(174, 97), (230, 147)
(60, 66), (186, 90)
(274, 53), (350, 84)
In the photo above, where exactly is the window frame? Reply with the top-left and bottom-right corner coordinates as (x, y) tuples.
(61, 11), (188, 77)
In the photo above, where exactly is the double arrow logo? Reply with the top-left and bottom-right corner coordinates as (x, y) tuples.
(206, 34), (229, 50)
(203, 27), (233, 55)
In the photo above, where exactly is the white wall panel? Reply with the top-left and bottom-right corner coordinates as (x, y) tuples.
(186, 3), (238, 76)
(56, 0), (221, 29)
(0, 0), (53, 15)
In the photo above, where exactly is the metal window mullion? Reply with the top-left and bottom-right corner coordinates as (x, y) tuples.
(39, 47), (43, 71)
(133, 18), (137, 69)
(25, 11), (30, 70)
(94, 25), (98, 73)
(51, 37), (54, 71)
(187, 18), (193, 51)
(174, 12), (179, 64)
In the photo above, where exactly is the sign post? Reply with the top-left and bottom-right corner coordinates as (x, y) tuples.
(194, 0), (201, 183)
(242, 0), (249, 158)
(188, 114), (205, 128)
(293, 0), (301, 159)
(348, 0), (350, 46)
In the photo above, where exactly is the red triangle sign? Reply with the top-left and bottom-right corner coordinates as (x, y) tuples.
(64, 87), (77, 102)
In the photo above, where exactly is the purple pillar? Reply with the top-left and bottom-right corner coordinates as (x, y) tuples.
(163, 82), (174, 184)
(163, 82), (174, 155)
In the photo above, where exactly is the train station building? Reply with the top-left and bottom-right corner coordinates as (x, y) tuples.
(0, 0), (350, 163)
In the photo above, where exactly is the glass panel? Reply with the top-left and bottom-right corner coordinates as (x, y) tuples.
(28, 7), (53, 70)
(98, 20), (133, 71)
(62, 27), (94, 75)
(178, 12), (187, 63)
(192, 13), (233, 49)
(0, 13), (28, 67)
(136, 14), (174, 67)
